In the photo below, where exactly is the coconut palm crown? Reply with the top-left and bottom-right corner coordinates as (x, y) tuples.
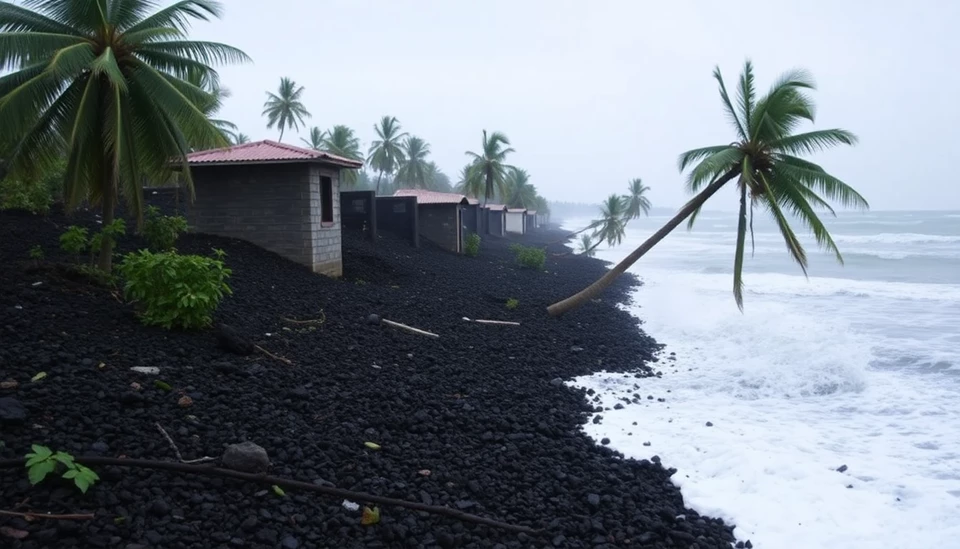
(367, 115), (407, 195)
(0, 0), (250, 271)
(465, 130), (514, 204)
(263, 77), (309, 142)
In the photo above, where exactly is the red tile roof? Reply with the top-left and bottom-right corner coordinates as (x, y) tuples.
(393, 189), (470, 205)
(187, 140), (363, 169)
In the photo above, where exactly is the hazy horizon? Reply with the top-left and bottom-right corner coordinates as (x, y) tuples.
(192, 0), (959, 211)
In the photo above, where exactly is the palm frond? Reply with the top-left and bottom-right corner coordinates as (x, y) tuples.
(737, 60), (756, 138)
(123, 0), (222, 34)
(756, 170), (808, 273)
(140, 40), (250, 66)
(770, 129), (858, 156)
(0, 31), (86, 70)
(775, 155), (869, 209)
(684, 147), (743, 192)
(713, 65), (747, 140)
(0, 2), (83, 34)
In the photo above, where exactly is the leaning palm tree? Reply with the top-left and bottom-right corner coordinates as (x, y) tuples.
(233, 133), (251, 145)
(505, 168), (536, 208)
(322, 125), (362, 187)
(548, 61), (868, 316)
(424, 161), (452, 192)
(578, 234), (597, 257)
(623, 178), (652, 220)
(590, 194), (628, 250)
(394, 136), (431, 189)
(367, 116), (407, 195)
(0, 0), (249, 272)
(465, 130), (514, 205)
(262, 77), (310, 142)
(301, 127), (325, 150)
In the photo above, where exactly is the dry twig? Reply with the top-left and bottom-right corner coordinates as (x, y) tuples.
(255, 345), (293, 365)
(155, 423), (216, 464)
(0, 510), (95, 521)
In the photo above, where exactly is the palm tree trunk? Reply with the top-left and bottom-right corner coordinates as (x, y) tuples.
(546, 170), (739, 317)
(375, 170), (383, 196)
(278, 127), (284, 143)
(97, 184), (116, 273)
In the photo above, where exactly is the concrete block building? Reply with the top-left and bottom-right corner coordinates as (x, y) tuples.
(185, 140), (363, 277)
(485, 204), (507, 236)
(393, 189), (471, 253)
(505, 207), (527, 234)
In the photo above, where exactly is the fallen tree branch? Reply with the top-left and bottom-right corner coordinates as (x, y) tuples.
(254, 345), (293, 365)
(381, 319), (440, 339)
(0, 510), (95, 521)
(0, 458), (541, 536)
(155, 423), (216, 465)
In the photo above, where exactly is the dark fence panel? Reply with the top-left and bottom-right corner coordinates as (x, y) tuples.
(340, 190), (376, 240)
(375, 196), (419, 247)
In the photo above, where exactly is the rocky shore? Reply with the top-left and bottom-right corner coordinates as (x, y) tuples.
(0, 202), (738, 548)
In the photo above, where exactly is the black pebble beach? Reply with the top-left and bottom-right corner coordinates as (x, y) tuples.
(0, 198), (739, 548)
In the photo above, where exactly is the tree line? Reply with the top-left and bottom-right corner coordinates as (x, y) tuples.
(0, 0), (868, 315)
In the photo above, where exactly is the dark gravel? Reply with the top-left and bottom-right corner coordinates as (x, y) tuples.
(0, 198), (739, 548)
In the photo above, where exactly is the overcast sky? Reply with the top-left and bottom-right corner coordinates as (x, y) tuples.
(195, 0), (960, 211)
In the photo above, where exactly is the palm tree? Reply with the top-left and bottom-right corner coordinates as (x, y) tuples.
(623, 178), (652, 220)
(591, 194), (628, 250)
(424, 161), (452, 192)
(0, 0), (249, 272)
(184, 68), (236, 146)
(578, 234), (597, 257)
(262, 77), (310, 142)
(548, 61), (867, 316)
(394, 136), (431, 189)
(465, 130), (514, 205)
(456, 161), (484, 198)
(322, 125), (362, 187)
(234, 133), (251, 145)
(534, 195), (551, 222)
(367, 116), (407, 195)
(505, 168), (536, 208)
(301, 127), (325, 150)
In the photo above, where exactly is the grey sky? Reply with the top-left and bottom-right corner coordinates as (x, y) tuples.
(196, 1), (960, 211)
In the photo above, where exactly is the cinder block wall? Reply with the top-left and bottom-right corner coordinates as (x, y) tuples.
(488, 210), (505, 236)
(418, 204), (460, 252)
(187, 163), (343, 277)
(308, 165), (343, 277)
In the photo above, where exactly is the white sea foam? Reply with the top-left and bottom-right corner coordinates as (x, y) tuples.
(561, 214), (960, 548)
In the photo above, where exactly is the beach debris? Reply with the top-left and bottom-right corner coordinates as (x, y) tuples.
(837, 464), (848, 473)
(255, 345), (293, 365)
(178, 395), (193, 408)
(342, 500), (360, 512)
(31, 372), (47, 382)
(462, 317), (521, 326)
(418, 469), (431, 477)
(360, 506), (380, 525)
(378, 317), (439, 339)
(154, 380), (172, 392)
(364, 442), (381, 451)
(130, 382), (142, 391)
(272, 485), (285, 497)
(0, 380), (18, 390)
(130, 366), (159, 375)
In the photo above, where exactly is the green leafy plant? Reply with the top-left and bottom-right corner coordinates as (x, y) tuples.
(141, 206), (188, 251)
(24, 445), (100, 494)
(89, 219), (127, 261)
(59, 226), (90, 257)
(510, 244), (546, 270)
(0, 160), (63, 215)
(464, 233), (481, 257)
(505, 298), (519, 310)
(118, 248), (232, 330)
(28, 245), (44, 261)
(272, 485), (286, 497)
(73, 265), (118, 287)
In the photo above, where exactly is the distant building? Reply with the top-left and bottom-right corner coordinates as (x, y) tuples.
(484, 204), (507, 237)
(525, 210), (539, 230)
(185, 140), (362, 277)
(393, 189), (473, 253)
(506, 207), (527, 234)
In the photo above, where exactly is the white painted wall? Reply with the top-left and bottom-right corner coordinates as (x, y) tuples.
(505, 211), (526, 234)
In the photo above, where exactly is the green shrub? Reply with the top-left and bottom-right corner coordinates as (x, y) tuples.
(505, 298), (519, 310)
(510, 244), (546, 270)
(28, 245), (44, 260)
(141, 206), (188, 251)
(89, 219), (126, 255)
(59, 226), (89, 256)
(118, 248), (232, 330)
(464, 233), (481, 257)
(0, 159), (65, 214)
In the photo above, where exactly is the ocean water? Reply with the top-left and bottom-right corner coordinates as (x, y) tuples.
(564, 210), (960, 548)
